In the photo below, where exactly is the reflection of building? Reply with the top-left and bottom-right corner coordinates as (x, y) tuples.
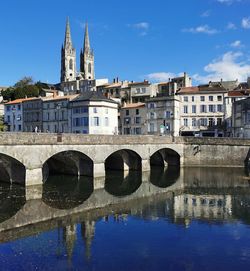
(63, 224), (77, 262)
(81, 221), (95, 260)
(174, 194), (232, 225)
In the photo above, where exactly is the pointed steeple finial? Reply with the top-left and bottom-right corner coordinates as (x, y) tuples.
(64, 17), (72, 47)
(84, 22), (90, 52)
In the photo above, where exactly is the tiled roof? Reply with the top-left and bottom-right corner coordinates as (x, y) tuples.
(122, 102), (145, 109)
(129, 81), (150, 86)
(5, 97), (39, 105)
(42, 94), (78, 102)
(72, 91), (118, 104)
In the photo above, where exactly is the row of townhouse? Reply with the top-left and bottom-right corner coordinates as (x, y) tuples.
(4, 92), (118, 134)
(120, 80), (248, 137)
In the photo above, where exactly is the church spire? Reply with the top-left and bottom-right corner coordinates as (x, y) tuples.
(64, 17), (72, 48)
(84, 22), (90, 53)
(80, 22), (95, 80)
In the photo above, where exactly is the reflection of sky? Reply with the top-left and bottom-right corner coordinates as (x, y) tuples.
(1, 217), (250, 271)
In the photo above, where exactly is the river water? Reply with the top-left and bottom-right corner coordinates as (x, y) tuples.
(0, 167), (250, 271)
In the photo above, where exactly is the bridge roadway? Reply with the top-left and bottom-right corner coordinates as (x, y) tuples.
(0, 133), (249, 186)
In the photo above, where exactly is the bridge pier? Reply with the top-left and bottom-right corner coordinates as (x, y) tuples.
(142, 159), (151, 172)
(25, 168), (43, 186)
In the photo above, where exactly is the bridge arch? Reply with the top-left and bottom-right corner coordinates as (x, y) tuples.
(42, 150), (94, 182)
(105, 149), (142, 172)
(150, 148), (180, 168)
(0, 153), (26, 185)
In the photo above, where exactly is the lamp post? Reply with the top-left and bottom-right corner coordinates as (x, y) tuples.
(56, 103), (61, 133)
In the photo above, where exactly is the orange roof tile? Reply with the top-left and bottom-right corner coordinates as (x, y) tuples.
(122, 102), (145, 109)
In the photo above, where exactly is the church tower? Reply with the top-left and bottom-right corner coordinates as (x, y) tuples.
(80, 23), (95, 80)
(61, 18), (76, 82)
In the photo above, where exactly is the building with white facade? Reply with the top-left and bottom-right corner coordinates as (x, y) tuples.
(4, 98), (36, 132)
(120, 103), (147, 135)
(69, 91), (118, 134)
(177, 85), (227, 137)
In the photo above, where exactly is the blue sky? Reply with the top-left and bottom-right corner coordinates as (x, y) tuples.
(1, 0), (250, 86)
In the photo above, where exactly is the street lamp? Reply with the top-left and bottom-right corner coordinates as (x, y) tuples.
(56, 103), (61, 133)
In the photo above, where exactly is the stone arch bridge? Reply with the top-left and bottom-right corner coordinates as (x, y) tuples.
(0, 133), (249, 188)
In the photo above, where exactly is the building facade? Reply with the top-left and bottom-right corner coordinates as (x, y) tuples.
(120, 103), (147, 135)
(146, 96), (180, 136)
(69, 92), (118, 134)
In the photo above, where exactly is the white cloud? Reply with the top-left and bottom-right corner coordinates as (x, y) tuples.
(182, 25), (219, 35)
(230, 40), (243, 48)
(242, 17), (250, 29)
(127, 22), (149, 36)
(145, 72), (182, 82)
(193, 51), (250, 83)
(227, 22), (237, 30)
(201, 10), (211, 17)
(217, 0), (241, 4)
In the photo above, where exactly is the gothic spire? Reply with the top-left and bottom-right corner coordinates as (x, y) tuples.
(84, 22), (90, 53)
(64, 17), (72, 48)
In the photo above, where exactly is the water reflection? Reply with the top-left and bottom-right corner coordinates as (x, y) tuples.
(150, 165), (180, 188)
(0, 183), (25, 223)
(42, 175), (93, 209)
(105, 170), (142, 196)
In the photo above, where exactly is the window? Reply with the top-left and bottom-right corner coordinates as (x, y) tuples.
(134, 127), (141, 134)
(126, 110), (129, 116)
(148, 103), (155, 109)
(217, 118), (222, 126)
(247, 112), (250, 124)
(192, 118), (197, 127)
(124, 117), (131, 124)
(47, 113), (50, 121)
(17, 104), (21, 110)
(183, 105), (188, 114)
(73, 118), (80, 127)
(141, 87), (146, 93)
(192, 105), (196, 114)
(200, 105), (207, 113)
(184, 96), (188, 102)
(200, 118), (207, 126)
(6, 106), (10, 112)
(69, 59), (73, 70)
(209, 96), (213, 101)
(81, 107), (88, 113)
(93, 107), (98, 113)
(208, 118), (214, 127)
(105, 117), (109, 126)
(150, 112), (155, 119)
(184, 118), (188, 126)
(135, 88), (140, 93)
(7, 115), (10, 122)
(149, 123), (154, 132)
(82, 117), (89, 126)
(165, 111), (171, 118)
(192, 96), (195, 102)
(73, 108), (80, 114)
(217, 104), (223, 112)
(209, 105), (215, 112)
(135, 117), (141, 124)
(88, 63), (91, 73)
(136, 109), (139, 115)
(217, 96), (222, 101)
(124, 128), (130, 135)
(200, 96), (205, 102)
(18, 125), (21, 131)
(93, 117), (100, 126)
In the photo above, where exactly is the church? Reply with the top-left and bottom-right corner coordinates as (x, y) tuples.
(60, 18), (107, 94)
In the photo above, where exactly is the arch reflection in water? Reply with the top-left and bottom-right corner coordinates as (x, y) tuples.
(150, 148), (180, 168)
(105, 170), (142, 197)
(42, 175), (93, 209)
(0, 182), (25, 223)
(150, 166), (180, 188)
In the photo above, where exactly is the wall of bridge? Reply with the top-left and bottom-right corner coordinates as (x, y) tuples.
(0, 133), (248, 186)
